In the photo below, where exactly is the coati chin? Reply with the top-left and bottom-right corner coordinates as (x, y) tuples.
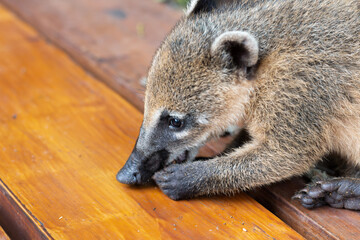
(116, 0), (360, 210)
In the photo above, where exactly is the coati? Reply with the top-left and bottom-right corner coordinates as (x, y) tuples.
(117, 0), (360, 210)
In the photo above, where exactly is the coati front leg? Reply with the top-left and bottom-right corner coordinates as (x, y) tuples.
(153, 138), (322, 200)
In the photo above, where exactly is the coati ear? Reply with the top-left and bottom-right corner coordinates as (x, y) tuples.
(211, 31), (259, 70)
(185, 0), (217, 16)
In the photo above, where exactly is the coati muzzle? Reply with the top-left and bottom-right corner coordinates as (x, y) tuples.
(116, 141), (170, 185)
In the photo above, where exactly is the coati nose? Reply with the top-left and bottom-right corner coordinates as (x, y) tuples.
(116, 167), (138, 185)
(116, 153), (140, 185)
(117, 138), (168, 185)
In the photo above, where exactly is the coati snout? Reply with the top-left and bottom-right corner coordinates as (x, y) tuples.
(116, 143), (169, 185)
(116, 147), (191, 185)
(116, 115), (199, 185)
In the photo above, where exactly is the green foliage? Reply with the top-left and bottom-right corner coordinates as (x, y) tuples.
(174, 0), (189, 7)
(155, 0), (189, 8)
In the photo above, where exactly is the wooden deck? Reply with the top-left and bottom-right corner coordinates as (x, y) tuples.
(0, 0), (359, 239)
(0, 5), (302, 239)
(0, 225), (9, 240)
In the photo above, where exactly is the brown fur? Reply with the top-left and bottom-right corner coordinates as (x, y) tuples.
(119, 0), (360, 203)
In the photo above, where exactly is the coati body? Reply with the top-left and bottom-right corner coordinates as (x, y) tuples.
(117, 0), (360, 210)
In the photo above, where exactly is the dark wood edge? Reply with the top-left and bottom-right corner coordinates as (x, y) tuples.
(249, 183), (339, 240)
(0, 225), (10, 240)
(0, 179), (53, 240)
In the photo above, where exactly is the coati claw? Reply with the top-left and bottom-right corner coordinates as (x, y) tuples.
(294, 178), (360, 210)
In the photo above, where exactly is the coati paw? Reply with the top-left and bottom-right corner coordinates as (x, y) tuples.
(293, 178), (360, 210)
(153, 163), (201, 200)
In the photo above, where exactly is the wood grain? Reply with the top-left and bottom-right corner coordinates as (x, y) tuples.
(250, 179), (360, 240)
(0, 180), (49, 240)
(0, 0), (182, 111)
(0, 6), (303, 239)
(0, 224), (9, 240)
(1, 1), (359, 238)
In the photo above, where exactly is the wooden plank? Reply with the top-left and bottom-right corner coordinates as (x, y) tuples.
(0, 0), (182, 112)
(0, 224), (10, 240)
(0, 6), (303, 240)
(1, 1), (358, 238)
(0, 180), (50, 240)
(250, 178), (360, 240)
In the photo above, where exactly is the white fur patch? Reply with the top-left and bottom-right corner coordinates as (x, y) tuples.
(144, 107), (164, 129)
(185, 0), (200, 16)
(225, 125), (241, 135)
(175, 130), (190, 139)
(169, 111), (186, 119)
(211, 31), (259, 67)
(197, 114), (209, 125)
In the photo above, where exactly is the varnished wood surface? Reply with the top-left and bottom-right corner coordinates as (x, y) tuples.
(250, 179), (360, 240)
(2, 0), (359, 238)
(0, 0), (182, 111)
(0, 6), (303, 239)
(0, 224), (9, 240)
(0, 180), (49, 240)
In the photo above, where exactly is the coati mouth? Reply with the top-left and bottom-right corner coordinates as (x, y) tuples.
(168, 150), (189, 166)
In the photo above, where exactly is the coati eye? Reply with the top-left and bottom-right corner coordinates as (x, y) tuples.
(168, 117), (183, 129)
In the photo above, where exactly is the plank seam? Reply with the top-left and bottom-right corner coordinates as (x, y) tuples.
(263, 187), (340, 240)
(0, 179), (53, 240)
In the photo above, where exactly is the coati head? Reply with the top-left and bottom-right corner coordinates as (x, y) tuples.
(117, 0), (259, 185)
